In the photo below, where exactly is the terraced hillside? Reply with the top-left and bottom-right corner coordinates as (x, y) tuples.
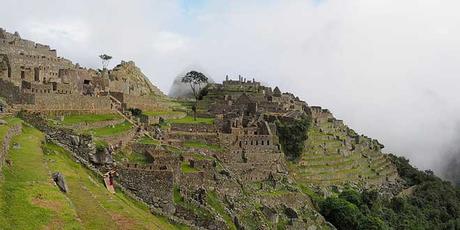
(0, 117), (182, 230)
(289, 108), (399, 188)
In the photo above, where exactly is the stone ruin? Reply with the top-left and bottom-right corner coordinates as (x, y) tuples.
(0, 28), (165, 114)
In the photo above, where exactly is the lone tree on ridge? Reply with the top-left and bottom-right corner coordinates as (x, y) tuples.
(181, 71), (208, 120)
(99, 54), (112, 69)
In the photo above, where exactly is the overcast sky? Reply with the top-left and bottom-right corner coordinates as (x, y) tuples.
(2, 0), (460, 175)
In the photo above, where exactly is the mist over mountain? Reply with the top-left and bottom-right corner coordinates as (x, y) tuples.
(442, 124), (460, 186)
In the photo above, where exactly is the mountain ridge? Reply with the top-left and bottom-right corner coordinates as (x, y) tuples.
(1, 28), (459, 230)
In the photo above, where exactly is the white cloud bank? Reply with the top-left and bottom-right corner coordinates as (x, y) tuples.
(2, 0), (460, 174)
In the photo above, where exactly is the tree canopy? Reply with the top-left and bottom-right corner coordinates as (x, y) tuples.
(99, 54), (112, 69)
(181, 71), (208, 120)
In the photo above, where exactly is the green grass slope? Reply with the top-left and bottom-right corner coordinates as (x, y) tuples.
(0, 124), (181, 230)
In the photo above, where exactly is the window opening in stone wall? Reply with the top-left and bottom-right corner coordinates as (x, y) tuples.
(34, 67), (39, 81)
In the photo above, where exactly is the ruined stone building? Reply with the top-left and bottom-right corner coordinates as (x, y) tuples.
(0, 28), (165, 113)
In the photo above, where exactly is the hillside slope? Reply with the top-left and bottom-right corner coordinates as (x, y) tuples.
(289, 107), (399, 191)
(0, 118), (181, 230)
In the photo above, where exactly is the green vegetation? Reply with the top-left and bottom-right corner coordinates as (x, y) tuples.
(317, 155), (460, 230)
(181, 70), (209, 120)
(0, 117), (22, 140)
(94, 140), (108, 151)
(128, 108), (143, 117)
(172, 100), (194, 111)
(276, 115), (311, 160)
(0, 124), (180, 229)
(183, 140), (223, 152)
(181, 162), (199, 173)
(0, 126), (77, 229)
(144, 110), (185, 117)
(137, 136), (160, 145)
(89, 121), (133, 137)
(289, 118), (396, 186)
(173, 186), (183, 204)
(168, 116), (214, 125)
(206, 190), (236, 230)
(60, 113), (121, 125)
(112, 148), (154, 165)
(127, 151), (153, 164)
(320, 197), (365, 229)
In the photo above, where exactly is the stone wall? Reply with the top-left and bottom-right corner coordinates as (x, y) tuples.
(123, 94), (166, 111)
(235, 134), (280, 152)
(0, 78), (34, 104)
(309, 106), (334, 124)
(0, 122), (22, 171)
(170, 123), (217, 133)
(98, 128), (137, 147)
(231, 163), (275, 182)
(18, 112), (112, 165)
(167, 132), (220, 145)
(131, 143), (160, 155)
(141, 112), (186, 125)
(117, 165), (175, 213)
(179, 171), (208, 189)
(174, 201), (227, 230)
(64, 118), (125, 130)
(17, 94), (112, 113)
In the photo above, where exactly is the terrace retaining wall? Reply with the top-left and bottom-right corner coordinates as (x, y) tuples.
(0, 122), (22, 171)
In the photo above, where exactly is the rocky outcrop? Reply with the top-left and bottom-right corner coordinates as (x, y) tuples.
(109, 61), (164, 97)
(52, 172), (69, 193)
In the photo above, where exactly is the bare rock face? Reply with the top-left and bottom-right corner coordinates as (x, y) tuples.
(109, 61), (164, 97)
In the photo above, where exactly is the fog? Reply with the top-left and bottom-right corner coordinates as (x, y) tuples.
(2, 0), (460, 176)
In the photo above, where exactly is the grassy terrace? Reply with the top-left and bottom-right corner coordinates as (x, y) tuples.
(127, 151), (153, 165)
(88, 121), (133, 137)
(0, 125), (181, 229)
(288, 119), (397, 186)
(181, 162), (199, 173)
(59, 114), (122, 125)
(137, 136), (160, 145)
(143, 110), (185, 117)
(168, 116), (214, 125)
(183, 140), (223, 152)
(0, 117), (22, 140)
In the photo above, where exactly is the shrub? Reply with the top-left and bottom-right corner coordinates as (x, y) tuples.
(320, 197), (363, 230)
(339, 189), (363, 207)
(128, 108), (143, 117)
(276, 115), (311, 160)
